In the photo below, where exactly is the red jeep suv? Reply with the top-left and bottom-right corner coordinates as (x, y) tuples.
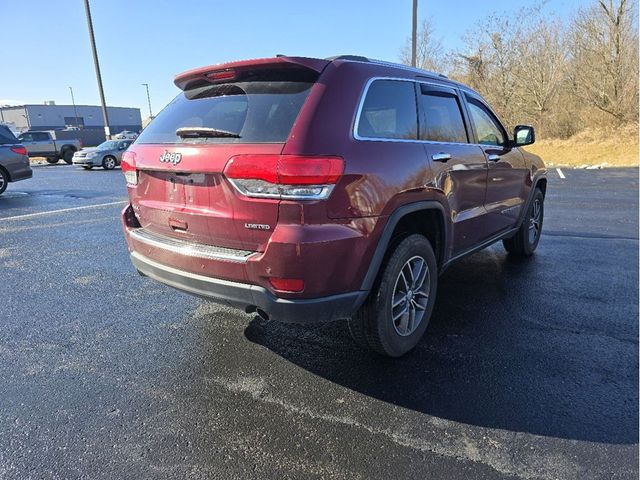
(121, 55), (546, 357)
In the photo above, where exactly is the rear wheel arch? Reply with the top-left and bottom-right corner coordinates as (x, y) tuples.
(360, 201), (448, 292)
(389, 208), (445, 267)
(0, 164), (12, 182)
(60, 145), (77, 164)
(60, 144), (77, 155)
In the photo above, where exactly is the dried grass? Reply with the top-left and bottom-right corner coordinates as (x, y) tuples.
(524, 124), (639, 167)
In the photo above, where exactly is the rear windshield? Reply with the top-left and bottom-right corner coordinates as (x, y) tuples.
(136, 72), (317, 145)
(0, 125), (18, 145)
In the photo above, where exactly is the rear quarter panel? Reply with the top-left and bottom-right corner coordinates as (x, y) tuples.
(0, 146), (31, 180)
(282, 62), (452, 288)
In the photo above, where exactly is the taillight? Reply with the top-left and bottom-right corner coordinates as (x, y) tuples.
(10, 146), (27, 155)
(223, 155), (344, 200)
(121, 151), (138, 185)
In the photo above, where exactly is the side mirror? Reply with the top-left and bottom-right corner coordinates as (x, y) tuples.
(513, 125), (535, 146)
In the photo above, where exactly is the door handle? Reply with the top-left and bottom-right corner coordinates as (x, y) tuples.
(431, 153), (451, 162)
(487, 154), (500, 162)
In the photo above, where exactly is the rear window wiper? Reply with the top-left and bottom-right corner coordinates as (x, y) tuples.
(176, 127), (241, 138)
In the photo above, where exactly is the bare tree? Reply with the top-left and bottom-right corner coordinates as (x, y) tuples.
(569, 0), (639, 123)
(401, 1), (638, 139)
(400, 18), (446, 73)
(513, 19), (568, 123)
(452, 13), (525, 128)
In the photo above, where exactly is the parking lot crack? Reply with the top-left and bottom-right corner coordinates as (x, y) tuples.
(205, 375), (574, 479)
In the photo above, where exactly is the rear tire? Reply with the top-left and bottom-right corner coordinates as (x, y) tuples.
(62, 149), (75, 164)
(503, 188), (544, 256)
(102, 156), (117, 170)
(348, 234), (438, 357)
(45, 157), (58, 164)
(0, 168), (8, 195)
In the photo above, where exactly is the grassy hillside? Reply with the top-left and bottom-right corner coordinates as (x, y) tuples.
(524, 125), (639, 167)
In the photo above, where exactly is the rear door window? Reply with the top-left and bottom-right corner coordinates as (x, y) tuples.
(32, 132), (50, 142)
(136, 71), (317, 145)
(357, 80), (418, 140)
(419, 87), (468, 143)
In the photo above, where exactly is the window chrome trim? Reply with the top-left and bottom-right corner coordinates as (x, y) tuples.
(352, 76), (489, 147)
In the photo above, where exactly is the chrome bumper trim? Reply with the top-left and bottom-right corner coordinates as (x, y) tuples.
(129, 228), (256, 263)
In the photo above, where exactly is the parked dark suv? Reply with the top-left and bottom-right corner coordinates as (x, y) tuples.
(121, 55), (546, 357)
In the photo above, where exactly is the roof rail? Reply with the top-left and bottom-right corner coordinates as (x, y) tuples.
(368, 58), (448, 79)
(325, 55), (448, 79)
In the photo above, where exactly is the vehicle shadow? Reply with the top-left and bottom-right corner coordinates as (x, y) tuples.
(245, 246), (639, 444)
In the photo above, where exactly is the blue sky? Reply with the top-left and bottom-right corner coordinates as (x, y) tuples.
(1, 0), (589, 118)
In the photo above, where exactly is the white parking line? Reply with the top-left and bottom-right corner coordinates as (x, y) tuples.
(556, 168), (566, 179)
(1, 200), (127, 221)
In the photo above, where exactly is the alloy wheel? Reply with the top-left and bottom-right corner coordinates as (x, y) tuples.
(391, 255), (430, 336)
(528, 199), (542, 243)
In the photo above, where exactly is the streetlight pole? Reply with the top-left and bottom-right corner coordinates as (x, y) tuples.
(141, 83), (153, 119)
(411, 0), (418, 67)
(83, 0), (111, 139)
(68, 86), (80, 128)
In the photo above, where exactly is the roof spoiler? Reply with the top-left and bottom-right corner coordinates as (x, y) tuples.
(174, 56), (330, 91)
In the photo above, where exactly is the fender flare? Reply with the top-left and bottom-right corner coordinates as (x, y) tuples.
(360, 201), (448, 292)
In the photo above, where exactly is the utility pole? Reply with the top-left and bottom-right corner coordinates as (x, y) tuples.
(68, 86), (80, 128)
(83, 0), (111, 139)
(141, 83), (153, 119)
(411, 0), (418, 67)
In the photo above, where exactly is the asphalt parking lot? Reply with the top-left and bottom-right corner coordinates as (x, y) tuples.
(0, 165), (637, 479)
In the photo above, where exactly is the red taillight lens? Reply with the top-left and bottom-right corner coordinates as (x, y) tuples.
(10, 146), (27, 155)
(121, 151), (138, 185)
(224, 155), (278, 184)
(223, 155), (344, 199)
(269, 278), (304, 292)
(279, 156), (344, 185)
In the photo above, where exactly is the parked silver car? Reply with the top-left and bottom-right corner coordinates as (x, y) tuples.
(72, 139), (133, 170)
(0, 125), (32, 195)
(114, 130), (138, 140)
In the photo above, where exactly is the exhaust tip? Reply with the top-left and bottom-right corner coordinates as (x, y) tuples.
(256, 308), (270, 321)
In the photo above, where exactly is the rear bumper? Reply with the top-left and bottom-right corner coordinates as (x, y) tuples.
(130, 251), (365, 323)
(10, 168), (32, 182)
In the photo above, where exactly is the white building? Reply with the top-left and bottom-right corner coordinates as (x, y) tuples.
(0, 103), (142, 134)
